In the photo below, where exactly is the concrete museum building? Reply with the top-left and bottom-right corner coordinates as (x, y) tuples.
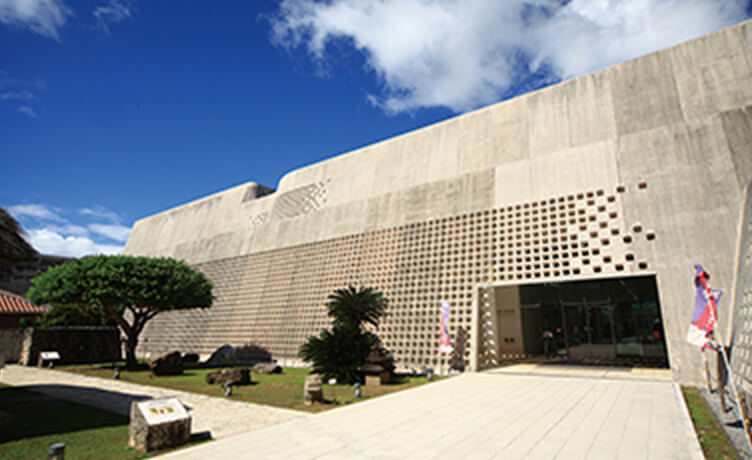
(125, 20), (752, 385)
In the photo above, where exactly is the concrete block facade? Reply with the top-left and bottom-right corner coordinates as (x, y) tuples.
(125, 20), (752, 384)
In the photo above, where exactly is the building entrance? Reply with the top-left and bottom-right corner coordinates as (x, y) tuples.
(494, 275), (668, 367)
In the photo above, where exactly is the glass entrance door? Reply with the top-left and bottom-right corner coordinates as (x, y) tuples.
(518, 276), (669, 367)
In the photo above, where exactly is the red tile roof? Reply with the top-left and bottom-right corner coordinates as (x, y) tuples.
(0, 288), (47, 315)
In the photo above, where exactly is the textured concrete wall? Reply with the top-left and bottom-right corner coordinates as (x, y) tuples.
(126, 20), (752, 384)
(731, 183), (752, 392)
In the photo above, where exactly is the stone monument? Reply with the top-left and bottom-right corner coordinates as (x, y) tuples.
(304, 374), (323, 405)
(205, 367), (251, 386)
(358, 347), (394, 386)
(206, 345), (236, 367)
(149, 351), (183, 376)
(128, 398), (191, 452)
(252, 362), (282, 374)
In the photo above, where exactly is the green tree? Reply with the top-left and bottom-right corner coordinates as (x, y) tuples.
(27, 255), (213, 370)
(326, 285), (387, 328)
(36, 303), (117, 327)
(298, 324), (379, 384)
(298, 285), (387, 383)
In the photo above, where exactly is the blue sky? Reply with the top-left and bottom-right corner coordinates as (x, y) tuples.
(2, 0), (751, 257)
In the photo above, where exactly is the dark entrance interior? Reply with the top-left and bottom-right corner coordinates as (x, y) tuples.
(517, 275), (668, 367)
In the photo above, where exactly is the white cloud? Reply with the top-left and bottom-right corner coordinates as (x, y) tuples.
(79, 206), (121, 223)
(17, 105), (37, 118)
(0, 90), (33, 100)
(0, 0), (74, 41)
(93, 0), (132, 35)
(7, 202), (130, 256)
(28, 228), (123, 257)
(9, 203), (64, 221)
(42, 223), (89, 236)
(88, 223), (130, 242)
(270, 0), (750, 113)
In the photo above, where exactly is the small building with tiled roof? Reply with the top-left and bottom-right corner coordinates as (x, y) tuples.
(0, 288), (47, 329)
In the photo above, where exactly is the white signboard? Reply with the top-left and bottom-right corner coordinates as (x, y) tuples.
(136, 398), (189, 425)
(40, 351), (60, 360)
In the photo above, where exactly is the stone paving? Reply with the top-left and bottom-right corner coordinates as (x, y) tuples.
(153, 365), (703, 460)
(0, 364), (703, 459)
(0, 364), (303, 439)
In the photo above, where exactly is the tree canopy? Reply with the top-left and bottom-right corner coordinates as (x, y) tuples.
(326, 285), (387, 329)
(0, 206), (36, 268)
(27, 255), (213, 369)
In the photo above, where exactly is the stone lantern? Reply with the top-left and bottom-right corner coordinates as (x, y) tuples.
(358, 348), (395, 386)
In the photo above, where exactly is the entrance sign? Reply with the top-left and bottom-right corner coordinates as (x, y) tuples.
(440, 301), (452, 354)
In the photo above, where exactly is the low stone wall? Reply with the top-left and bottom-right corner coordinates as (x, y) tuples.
(19, 326), (121, 366)
(0, 329), (23, 363)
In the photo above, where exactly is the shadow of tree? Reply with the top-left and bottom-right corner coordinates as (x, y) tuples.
(0, 385), (140, 443)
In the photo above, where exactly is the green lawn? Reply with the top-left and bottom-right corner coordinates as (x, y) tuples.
(0, 384), (204, 460)
(60, 363), (437, 413)
(681, 386), (738, 460)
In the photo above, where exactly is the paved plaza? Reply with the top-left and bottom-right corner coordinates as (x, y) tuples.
(0, 364), (703, 459)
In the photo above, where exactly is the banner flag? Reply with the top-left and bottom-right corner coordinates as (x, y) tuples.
(440, 300), (453, 354)
(686, 264), (722, 348)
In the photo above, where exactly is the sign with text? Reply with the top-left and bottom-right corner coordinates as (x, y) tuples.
(40, 351), (60, 361)
(136, 398), (189, 425)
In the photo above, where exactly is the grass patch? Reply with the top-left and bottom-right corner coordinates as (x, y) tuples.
(681, 386), (738, 460)
(60, 362), (439, 413)
(0, 383), (205, 460)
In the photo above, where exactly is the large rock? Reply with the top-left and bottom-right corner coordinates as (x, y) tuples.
(150, 351), (183, 376)
(252, 362), (282, 374)
(206, 345), (236, 367)
(128, 398), (191, 452)
(181, 353), (199, 364)
(304, 374), (323, 405)
(205, 368), (251, 386)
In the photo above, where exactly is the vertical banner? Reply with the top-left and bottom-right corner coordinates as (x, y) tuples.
(440, 300), (453, 354)
(686, 264), (722, 348)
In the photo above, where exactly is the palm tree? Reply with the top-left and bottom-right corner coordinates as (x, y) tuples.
(326, 285), (387, 329)
(0, 206), (36, 268)
(299, 285), (388, 383)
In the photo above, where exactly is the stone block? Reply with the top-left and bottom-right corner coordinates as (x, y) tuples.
(364, 371), (390, 386)
(149, 351), (183, 376)
(128, 398), (191, 452)
(205, 367), (251, 386)
(252, 362), (282, 374)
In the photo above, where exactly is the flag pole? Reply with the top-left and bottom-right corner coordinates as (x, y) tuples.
(697, 272), (752, 451)
(702, 352), (712, 393)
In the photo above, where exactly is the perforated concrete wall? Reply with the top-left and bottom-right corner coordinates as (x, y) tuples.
(137, 182), (657, 371)
(126, 20), (752, 384)
(732, 184), (752, 391)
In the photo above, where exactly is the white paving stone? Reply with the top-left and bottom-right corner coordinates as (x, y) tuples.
(149, 368), (704, 459)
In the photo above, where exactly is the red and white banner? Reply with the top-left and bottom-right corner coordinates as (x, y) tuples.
(440, 300), (452, 354)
